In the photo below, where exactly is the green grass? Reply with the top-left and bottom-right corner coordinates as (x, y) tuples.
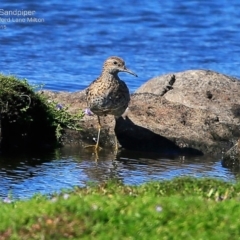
(1, 177), (240, 239)
(0, 74), (83, 149)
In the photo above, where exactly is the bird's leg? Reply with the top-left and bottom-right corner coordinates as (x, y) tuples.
(95, 116), (101, 150)
(111, 134), (119, 160)
(113, 116), (120, 153)
(114, 134), (119, 151)
(84, 116), (102, 151)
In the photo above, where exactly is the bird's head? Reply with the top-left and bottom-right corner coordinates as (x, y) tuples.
(102, 56), (137, 77)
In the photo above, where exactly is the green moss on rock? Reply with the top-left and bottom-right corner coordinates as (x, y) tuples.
(0, 74), (82, 151)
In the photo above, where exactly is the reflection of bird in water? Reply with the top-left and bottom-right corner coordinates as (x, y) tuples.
(86, 56), (137, 152)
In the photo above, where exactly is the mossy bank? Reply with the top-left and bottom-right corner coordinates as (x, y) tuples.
(0, 177), (240, 239)
(0, 74), (83, 152)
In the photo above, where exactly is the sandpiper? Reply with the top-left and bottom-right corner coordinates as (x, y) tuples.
(86, 56), (137, 151)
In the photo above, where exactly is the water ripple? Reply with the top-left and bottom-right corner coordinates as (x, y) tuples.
(1, 0), (240, 92)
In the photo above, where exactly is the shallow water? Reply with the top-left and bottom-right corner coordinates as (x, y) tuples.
(1, 0), (240, 199)
(0, 146), (239, 200)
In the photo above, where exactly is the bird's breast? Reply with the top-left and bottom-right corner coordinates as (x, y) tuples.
(87, 77), (130, 116)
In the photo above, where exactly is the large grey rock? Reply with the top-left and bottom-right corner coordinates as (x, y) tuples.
(136, 70), (240, 115)
(43, 70), (240, 160)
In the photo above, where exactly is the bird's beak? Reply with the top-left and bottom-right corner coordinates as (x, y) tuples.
(122, 67), (138, 77)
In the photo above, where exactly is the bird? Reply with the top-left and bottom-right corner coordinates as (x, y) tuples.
(85, 56), (137, 152)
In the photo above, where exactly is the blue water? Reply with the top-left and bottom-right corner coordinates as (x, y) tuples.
(0, 147), (238, 200)
(1, 0), (240, 199)
(1, 0), (240, 93)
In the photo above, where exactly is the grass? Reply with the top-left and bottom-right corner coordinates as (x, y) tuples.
(0, 74), (83, 150)
(0, 177), (240, 239)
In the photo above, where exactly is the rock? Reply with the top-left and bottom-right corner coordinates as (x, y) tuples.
(222, 139), (240, 168)
(115, 115), (203, 157)
(136, 70), (240, 113)
(0, 75), (59, 152)
(42, 90), (117, 148)
(134, 70), (240, 154)
(42, 70), (240, 160)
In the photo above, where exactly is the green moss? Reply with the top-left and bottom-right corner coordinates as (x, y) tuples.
(0, 177), (240, 239)
(0, 74), (83, 150)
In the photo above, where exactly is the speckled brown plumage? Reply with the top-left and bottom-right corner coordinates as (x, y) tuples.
(86, 56), (137, 117)
(85, 56), (137, 153)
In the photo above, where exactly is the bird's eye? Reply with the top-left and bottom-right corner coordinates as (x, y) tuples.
(113, 61), (118, 65)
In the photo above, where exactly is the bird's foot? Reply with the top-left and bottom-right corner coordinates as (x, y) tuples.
(84, 144), (102, 151)
(84, 144), (101, 161)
